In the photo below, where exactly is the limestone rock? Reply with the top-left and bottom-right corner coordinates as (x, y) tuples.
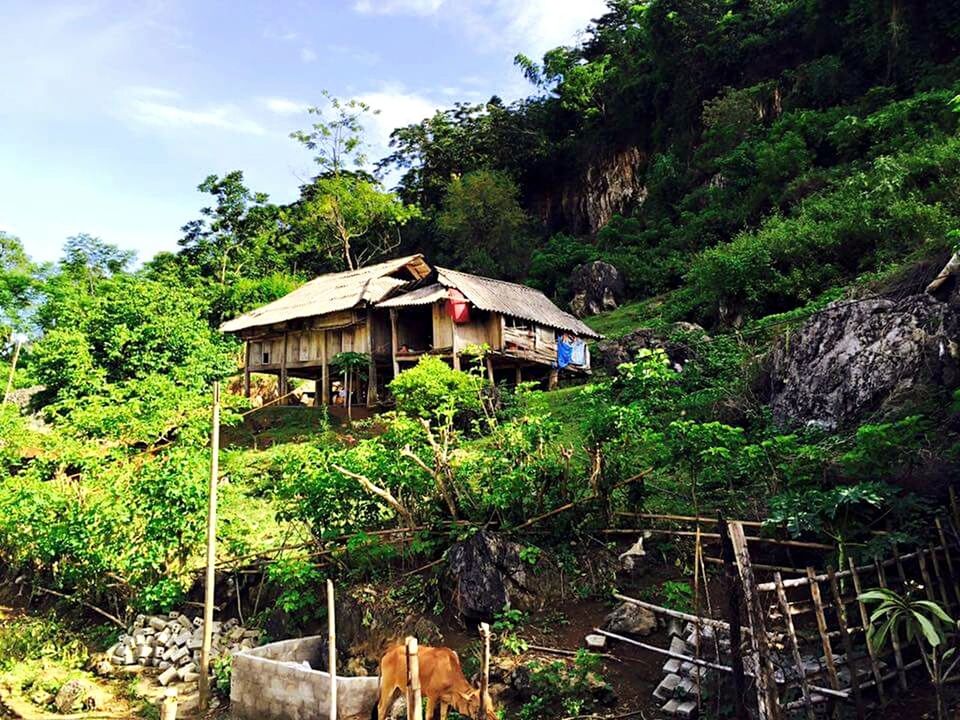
(569, 261), (625, 317)
(447, 532), (559, 622)
(603, 601), (657, 637)
(596, 323), (708, 375)
(769, 294), (960, 428)
(54, 680), (88, 714)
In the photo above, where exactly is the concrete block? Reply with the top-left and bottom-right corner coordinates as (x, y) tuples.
(117, 647), (135, 665)
(182, 671), (199, 683)
(148, 617), (168, 631)
(158, 665), (180, 687)
(663, 659), (682, 674)
(675, 700), (697, 718)
(188, 637), (203, 650)
(136, 644), (154, 659)
(177, 662), (197, 680)
(654, 673), (681, 700)
(158, 661), (171, 670)
(174, 631), (191, 647)
(168, 611), (180, 619)
(193, 616), (204, 628)
(134, 614), (146, 628)
(677, 678), (697, 698)
(584, 633), (606, 650)
(168, 646), (190, 664)
(156, 628), (171, 646)
(176, 615), (193, 630)
(669, 637), (693, 656)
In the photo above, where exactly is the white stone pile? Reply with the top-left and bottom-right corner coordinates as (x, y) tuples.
(107, 612), (261, 688)
(653, 621), (731, 719)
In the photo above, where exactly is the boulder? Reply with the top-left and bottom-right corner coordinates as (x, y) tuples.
(447, 532), (559, 622)
(603, 601), (657, 637)
(769, 294), (960, 429)
(569, 261), (625, 317)
(596, 323), (708, 375)
(54, 680), (89, 714)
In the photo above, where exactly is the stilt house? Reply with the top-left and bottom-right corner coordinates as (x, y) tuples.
(220, 254), (600, 406)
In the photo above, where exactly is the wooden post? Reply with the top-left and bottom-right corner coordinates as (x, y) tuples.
(280, 331), (289, 405)
(321, 330), (330, 406)
(367, 309), (378, 407)
(718, 516), (748, 720)
(730, 522), (780, 720)
(875, 558), (908, 690)
(827, 567), (864, 720)
(806, 566), (841, 714)
(917, 548), (937, 602)
(935, 518), (960, 608)
(198, 381), (221, 711)
(515, 366), (522, 386)
(452, 329), (461, 372)
(479, 622), (491, 719)
(160, 688), (178, 720)
(3, 337), (22, 404)
(405, 637), (422, 720)
(774, 572), (815, 720)
(847, 558), (886, 703)
(243, 341), (251, 398)
(328, 579), (337, 720)
(693, 528), (704, 714)
(390, 309), (400, 378)
(547, 367), (558, 390)
(485, 356), (495, 384)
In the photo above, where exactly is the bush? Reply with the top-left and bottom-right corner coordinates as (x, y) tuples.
(389, 356), (485, 420)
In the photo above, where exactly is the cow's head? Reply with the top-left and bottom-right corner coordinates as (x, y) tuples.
(456, 689), (498, 720)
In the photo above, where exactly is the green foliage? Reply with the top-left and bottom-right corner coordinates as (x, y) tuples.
(436, 170), (532, 280)
(517, 651), (608, 720)
(0, 615), (88, 672)
(659, 581), (694, 613)
(389, 356), (485, 420)
(265, 558), (326, 625)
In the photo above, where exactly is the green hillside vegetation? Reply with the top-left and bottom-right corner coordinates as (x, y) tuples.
(2, 0), (960, 716)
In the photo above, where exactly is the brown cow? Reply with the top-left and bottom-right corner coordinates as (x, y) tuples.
(377, 643), (497, 720)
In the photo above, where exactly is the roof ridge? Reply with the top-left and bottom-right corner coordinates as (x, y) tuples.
(436, 266), (544, 294)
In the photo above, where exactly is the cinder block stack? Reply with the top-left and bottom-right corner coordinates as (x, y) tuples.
(653, 621), (733, 718)
(107, 612), (261, 689)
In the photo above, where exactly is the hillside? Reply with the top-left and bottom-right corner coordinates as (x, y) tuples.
(2, 1), (960, 718)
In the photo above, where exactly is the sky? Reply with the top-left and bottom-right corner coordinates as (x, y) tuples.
(1, 0), (608, 265)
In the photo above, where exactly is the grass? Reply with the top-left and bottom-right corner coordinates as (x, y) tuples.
(582, 298), (665, 338)
(524, 386), (592, 468)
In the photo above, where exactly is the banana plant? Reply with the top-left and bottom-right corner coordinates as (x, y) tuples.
(861, 587), (958, 720)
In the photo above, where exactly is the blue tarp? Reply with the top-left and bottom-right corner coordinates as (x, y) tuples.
(556, 338), (573, 368)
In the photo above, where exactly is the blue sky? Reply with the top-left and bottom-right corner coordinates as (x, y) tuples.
(1, 0), (607, 265)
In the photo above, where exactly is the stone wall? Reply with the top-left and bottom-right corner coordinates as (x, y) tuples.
(231, 636), (380, 720)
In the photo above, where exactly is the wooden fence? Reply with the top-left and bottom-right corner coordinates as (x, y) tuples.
(601, 500), (960, 719)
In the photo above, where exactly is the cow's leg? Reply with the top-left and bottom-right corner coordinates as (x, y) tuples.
(439, 701), (449, 720)
(377, 684), (397, 720)
(424, 696), (435, 720)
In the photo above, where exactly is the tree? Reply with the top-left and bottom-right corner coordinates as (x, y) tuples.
(436, 170), (532, 279)
(179, 171), (276, 285)
(0, 233), (39, 343)
(289, 91), (419, 270)
(61, 234), (134, 292)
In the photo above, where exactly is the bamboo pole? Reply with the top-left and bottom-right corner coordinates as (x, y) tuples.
(718, 517), (748, 720)
(755, 549), (925, 592)
(612, 593), (745, 633)
(328, 579), (338, 720)
(827, 567), (864, 720)
(405, 637), (422, 720)
(847, 557), (886, 704)
(935, 518), (960, 608)
(774, 572), (815, 720)
(693, 528), (703, 715)
(875, 558), (908, 691)
(479, 622), (491, 719)
(592, 629), (849, 700)
(3, 337), (21, 404)
(929, 545), (953, 611)
(917, 548), (937, 602)
(806, 567), (841, 712)
(198, 381), (221, 711)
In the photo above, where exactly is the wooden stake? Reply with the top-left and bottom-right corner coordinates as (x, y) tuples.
(774, 572), (815, 720)
(405, 637), (422, 720)
(280, 331), (289, 405)
(321, 330), (330, 406)
(693, 528), (704, 715)
(390, 310), (400, 378)
(935, 518), (960, 608)
(730, 522), (780, 720)
(479, 622), (491, 719)
(3, 337), (21, 404)
(847, 557), (886, 704)
(806, 566), (841, 713)
(328, 579), (338, 720)
(243, 341), (251, 398)
(198, 381), (221, 711)
(485, 356), (495, 384)
(718, 517), (748, 720)
(875, 559), (908, 691)
(827, 567), (864, 720)
(917, 548), (937, 602)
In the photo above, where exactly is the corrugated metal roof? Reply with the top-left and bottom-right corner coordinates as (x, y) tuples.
(436, 267), (601, 338)
(376, 283), (449, 308)
(219, 255), (430, 333)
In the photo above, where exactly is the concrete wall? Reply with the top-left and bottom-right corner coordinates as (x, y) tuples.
(231, 636), (379, 720)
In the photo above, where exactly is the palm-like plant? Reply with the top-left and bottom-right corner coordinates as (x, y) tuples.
(861, 586), (958, 720)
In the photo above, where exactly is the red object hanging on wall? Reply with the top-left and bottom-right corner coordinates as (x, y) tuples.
(446, 288), (471, 323)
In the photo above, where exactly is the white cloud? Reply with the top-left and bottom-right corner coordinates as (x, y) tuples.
(353, 0), (446, 16)
(300, 47), (318, 63)
(122, 88), (266, 135)
(354, 85), (441, 148)
(261, 97), (309, 115)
